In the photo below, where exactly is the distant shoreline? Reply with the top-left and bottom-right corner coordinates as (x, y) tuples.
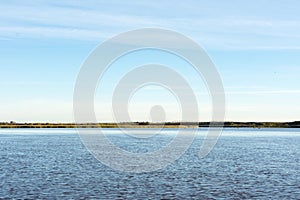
(0, 121), (299, 128)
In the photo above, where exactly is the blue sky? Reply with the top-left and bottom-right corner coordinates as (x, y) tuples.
(1, 0), (300, 122)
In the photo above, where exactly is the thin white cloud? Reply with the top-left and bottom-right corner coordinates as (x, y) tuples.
(1, 2), (300, 50)
(0, 81), (71, 86)
(0, 26), (109, 41)
(226, 89), (300, 95)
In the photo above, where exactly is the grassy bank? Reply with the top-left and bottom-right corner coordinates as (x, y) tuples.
(0, 121), (299, 128)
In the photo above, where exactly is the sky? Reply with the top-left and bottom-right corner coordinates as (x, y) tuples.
(1, 0), (300, 122)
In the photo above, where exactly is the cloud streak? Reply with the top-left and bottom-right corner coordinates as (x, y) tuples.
(226, 89), (300, 95)
(1, 1), (300, 50)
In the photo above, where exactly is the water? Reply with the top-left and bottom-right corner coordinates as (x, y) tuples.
(0, 128), (299, 199)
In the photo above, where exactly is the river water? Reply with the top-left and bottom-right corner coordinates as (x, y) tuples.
(0, 128), (299, 199)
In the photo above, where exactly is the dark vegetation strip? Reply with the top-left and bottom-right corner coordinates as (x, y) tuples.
(0, 121), (299, 128)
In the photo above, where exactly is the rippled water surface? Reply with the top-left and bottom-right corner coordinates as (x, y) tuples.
(0, 128), (299, 199)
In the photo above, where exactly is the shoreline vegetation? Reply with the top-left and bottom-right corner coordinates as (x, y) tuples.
(0, 121), (299, 128)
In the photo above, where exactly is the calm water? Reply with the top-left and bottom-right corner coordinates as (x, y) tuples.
(0, 128), (299, 199)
